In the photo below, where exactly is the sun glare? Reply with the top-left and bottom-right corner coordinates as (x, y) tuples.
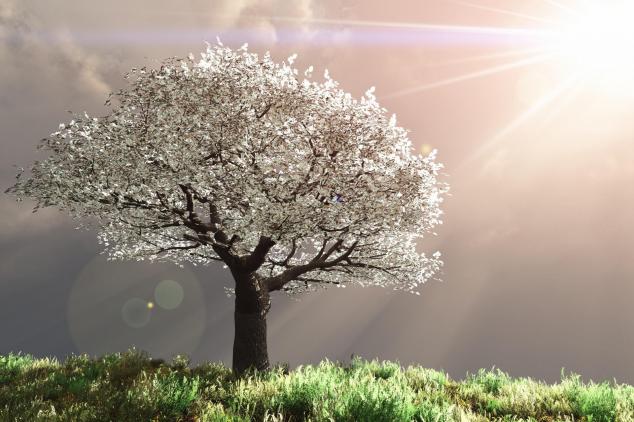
(552, 2), (634, 93)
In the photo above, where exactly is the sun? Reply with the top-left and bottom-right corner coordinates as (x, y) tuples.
(550, 1), (634, 92)
(373, 0), (634, 166)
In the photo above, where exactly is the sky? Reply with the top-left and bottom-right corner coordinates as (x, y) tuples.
(2, 0), (634, 384)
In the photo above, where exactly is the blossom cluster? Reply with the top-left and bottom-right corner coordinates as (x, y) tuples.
(8, 42), (448, 297)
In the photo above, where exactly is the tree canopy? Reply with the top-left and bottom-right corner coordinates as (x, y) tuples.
(7, 42), (447, 297)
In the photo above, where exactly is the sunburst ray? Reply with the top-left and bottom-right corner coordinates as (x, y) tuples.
(418, 46), (548, 68)
(541, 0), (578, 15)
(461, 74), (580, 169)
(265, 14), (547, 37)
(542, 75), (585, 125)
(447, 0), (560, 25)
(382, 52), (555, 99)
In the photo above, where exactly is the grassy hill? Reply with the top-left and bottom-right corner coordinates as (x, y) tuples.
(1, 347), (631, 421)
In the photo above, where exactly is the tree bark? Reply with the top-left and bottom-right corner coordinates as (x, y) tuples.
(231, 270), (271, 378)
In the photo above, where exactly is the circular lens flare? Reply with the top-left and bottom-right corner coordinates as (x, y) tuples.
(122, 298), (152, 328)
(154, 279), (185, 310)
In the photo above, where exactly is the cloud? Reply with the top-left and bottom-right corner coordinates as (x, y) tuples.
(0, 1), (118, 249)
(210, 0), (314, 28)
(208, 0), (315, 45)
(0, 1), (110, 103)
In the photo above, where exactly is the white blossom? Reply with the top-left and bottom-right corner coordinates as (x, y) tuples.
(7, 43), (448, 298)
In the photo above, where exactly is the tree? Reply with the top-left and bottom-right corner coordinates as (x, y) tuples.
(6, 42), (448, 378)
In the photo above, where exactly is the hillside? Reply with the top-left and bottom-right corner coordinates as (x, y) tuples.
(1, 348), (630, 421)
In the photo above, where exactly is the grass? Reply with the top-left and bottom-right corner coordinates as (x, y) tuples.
(1, 347), (632, 421)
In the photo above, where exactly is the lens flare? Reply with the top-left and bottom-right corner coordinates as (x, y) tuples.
(551, 1), (634, 93)
(122, 298), (152, 328)
(154, 279), (185, 310)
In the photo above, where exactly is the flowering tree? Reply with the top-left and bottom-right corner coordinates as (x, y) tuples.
(6, 42), (447, 377)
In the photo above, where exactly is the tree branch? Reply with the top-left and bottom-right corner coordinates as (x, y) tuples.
(313, 237), (330, 262)
(183, 233), (214, 244)
(167, 185), (237, 266)
(343, 261), (403, 280)
(264, 240), (359, 292)
(179, 183), (194, 214)
(321, 240), (358, 267)
(118, 218), (181, 231)
(212, 244), (238, 266)
(320, 238), (344, 262)
(189, 252), (224, 262)
(242, 235), (276, 272)
(255, 103), (272, 119)
(176, 184), (234, 247)
(268, 238), (297, 267)
(156, 243), (201, 254)
(294, 276), (341, 285)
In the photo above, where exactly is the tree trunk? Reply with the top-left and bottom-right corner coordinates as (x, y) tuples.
(231, 270), (271, 378)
